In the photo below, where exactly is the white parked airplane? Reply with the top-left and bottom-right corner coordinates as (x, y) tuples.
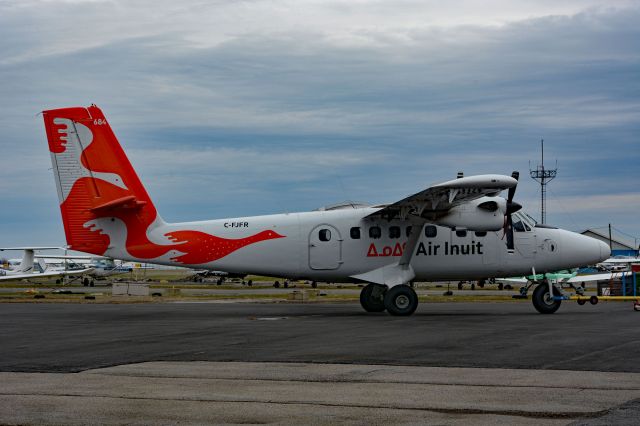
(35, 255), (133, 284)
(41, 105), (610, 315)
(0, 248), (93, 281)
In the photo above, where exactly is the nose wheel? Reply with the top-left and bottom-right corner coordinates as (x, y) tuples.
(532, 282), (562, 314)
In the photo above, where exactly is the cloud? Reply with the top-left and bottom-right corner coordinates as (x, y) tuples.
(0, 0), (639, 244)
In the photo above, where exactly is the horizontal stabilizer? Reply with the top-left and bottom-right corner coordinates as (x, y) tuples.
(90, 195), (147, 214)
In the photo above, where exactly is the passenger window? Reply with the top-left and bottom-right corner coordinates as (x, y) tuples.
(456, 230), (467, 238)
(319, 229), (331, 241)
(474, 231), (487, 237)
(369, 226), (382, 239)
(424, 225), (437, 238)
(389, 226), (401, 239)
(406, 226), (412, 237)
(350, 227), (361, 239)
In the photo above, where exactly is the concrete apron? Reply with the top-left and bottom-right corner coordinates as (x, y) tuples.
(1, 362), (640, 425)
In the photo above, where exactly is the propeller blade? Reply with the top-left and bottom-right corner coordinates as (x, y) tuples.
(507, 171), (519, 202)
(504, 171), (519, 252)
(506, 214), (515, 251)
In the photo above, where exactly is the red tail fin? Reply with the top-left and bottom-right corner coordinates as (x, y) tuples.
(43, 105), (161, 255)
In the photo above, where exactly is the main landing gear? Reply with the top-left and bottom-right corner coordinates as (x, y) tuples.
(359, 283), (419, 316)
(360, 284), (386, 312)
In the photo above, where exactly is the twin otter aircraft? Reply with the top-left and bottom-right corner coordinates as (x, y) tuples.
(42, 105), (610, 315)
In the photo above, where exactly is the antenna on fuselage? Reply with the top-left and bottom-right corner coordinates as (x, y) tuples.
(529, 139), (557, 224)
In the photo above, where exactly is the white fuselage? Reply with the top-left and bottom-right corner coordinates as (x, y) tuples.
(102, 205), (609, 282)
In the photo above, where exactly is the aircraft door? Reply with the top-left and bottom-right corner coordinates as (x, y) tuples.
(513, 216), (536, 258)
(309, 224), (342, 270)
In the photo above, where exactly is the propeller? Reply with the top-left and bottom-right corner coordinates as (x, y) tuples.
(503, 171), (522, 251)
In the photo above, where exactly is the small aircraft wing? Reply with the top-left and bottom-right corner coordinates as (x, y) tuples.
(366, 174), (517, 220)
(0, 268), (94, 281)
(497, 271), (627, 285)
(564, 272), (627, 283)
(35, 255), (101, 260)
(599, 258), (640, 264)
(496, 277), (528, 285)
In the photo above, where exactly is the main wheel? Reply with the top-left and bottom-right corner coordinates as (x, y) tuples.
(359, 284), (386, 312)
(532, 283), (562, 314)
(384, 285), (418, 316)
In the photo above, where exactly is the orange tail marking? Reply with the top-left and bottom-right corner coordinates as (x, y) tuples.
(165, 230), (285, 264)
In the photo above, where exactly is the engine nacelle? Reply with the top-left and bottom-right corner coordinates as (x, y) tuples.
(433, 196), (506, 231)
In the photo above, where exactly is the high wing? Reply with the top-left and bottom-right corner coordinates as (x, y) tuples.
(0, 268), (94, 281)
(351, 174), (519, 287)
(366, 174), (517, 221)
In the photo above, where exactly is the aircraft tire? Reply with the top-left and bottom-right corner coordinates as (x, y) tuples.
(359, 284), (386, 312)
(532, 283), (561, 314)
(384, 285), (418, 316)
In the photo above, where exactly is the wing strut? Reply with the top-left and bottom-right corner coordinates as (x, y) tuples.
(400, 219), (426, 267)
(350, 219), (426, 287)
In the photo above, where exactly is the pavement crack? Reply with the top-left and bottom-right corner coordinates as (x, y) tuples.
(542, 339), (640, 369)
(78, 373), (640, 391)
(0, 392), (606, 419)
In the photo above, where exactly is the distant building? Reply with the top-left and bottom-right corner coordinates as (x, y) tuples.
(580, 229), (638, 257)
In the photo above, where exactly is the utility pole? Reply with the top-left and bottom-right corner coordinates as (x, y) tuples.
(608, 223), (613, 250)
(529, 139), (557, 224)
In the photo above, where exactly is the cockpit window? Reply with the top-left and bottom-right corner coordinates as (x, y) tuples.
(513, 220), (526, 232)
(513, 212), (534, 232)
(524, 213), (538, 226)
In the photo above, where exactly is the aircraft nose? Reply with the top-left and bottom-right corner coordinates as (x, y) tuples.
(562, 232), (611, 267)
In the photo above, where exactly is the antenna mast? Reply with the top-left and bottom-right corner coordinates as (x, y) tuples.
(529, 139), (557, 224)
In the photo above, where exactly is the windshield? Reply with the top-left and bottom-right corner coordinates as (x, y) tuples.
(513, 212), (535, 232)
(524, 212), (538, 226)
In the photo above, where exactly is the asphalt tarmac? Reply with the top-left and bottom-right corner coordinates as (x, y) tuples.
(1, 301), (639, 373)
(1, 301), (639, 425)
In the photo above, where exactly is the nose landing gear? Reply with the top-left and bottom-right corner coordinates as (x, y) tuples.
(531, 281), (562, 314)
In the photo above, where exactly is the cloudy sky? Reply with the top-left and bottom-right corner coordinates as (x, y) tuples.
(0, 0), (639, 248)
